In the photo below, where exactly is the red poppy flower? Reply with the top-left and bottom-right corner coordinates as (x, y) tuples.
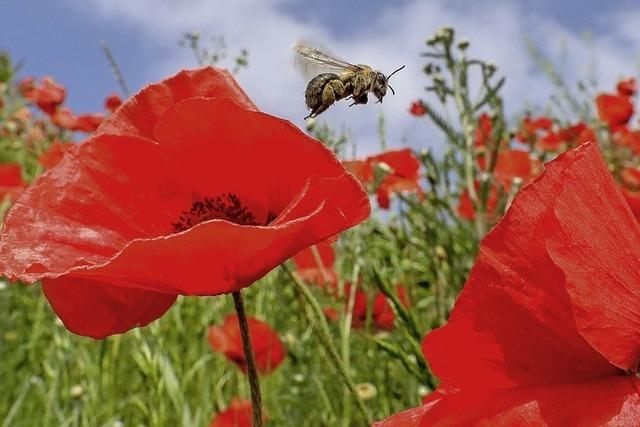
(621, 167), (640, 190)
(596, 93), (634, 131)
(616, 128), (640, 155)
(293, 242), (338, 289)
(617, 78), (637, 97)
(515, 116), (553, 144)
(52, 108), (103, 133)
(323, 283), (367, 326)
(345, 149), (422, 209)
(104, 93), (123, 113)
(557, 122), (596, 147)
(0, 67), (370, 339)
(376, 142), (640, 426)
(73, 113), (104, 132)
(457, 181), (498, 221)
(493, 149), (541, 192)
(323, 306), (340, 322)
(19, 76), (66, 115)
(210, 398), (253, 427)
(0, 163), (25, 201)
(208, 314), (286, 374)
(17, 77), (35, 96)
(474, 113), (493, 148)
(329, 283), (409, 330)
(348, 284), (369, 328)
(372, 285), (410, 330)
(409, 101), (427, 117)
(38, 140), (73, 170)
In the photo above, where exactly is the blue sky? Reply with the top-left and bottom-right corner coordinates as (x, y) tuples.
(2, 0), (639, 154)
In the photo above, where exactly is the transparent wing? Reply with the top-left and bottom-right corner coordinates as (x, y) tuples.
(293, 41), (362, 78)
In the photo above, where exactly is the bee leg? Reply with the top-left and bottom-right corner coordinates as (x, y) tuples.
(321, 83), (337, 107)
(352, 74), (367, 98)
(352, 93), (368, 106)
(329, 80), (346, 98)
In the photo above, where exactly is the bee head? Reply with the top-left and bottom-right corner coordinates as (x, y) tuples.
(372, 72), (388, 102)
(373, 65), (405, 103)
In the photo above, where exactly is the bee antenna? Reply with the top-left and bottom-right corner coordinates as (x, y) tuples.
(386, 65), (405, 82)
(388, 84), (396, 95)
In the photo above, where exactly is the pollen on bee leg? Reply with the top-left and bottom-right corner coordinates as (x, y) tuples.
(171, 193), (259, 232)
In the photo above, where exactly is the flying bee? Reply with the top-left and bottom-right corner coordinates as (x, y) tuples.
(293, 42), (405, 119)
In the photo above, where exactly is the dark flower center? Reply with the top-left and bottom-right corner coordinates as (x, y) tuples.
(172, 193), (259, 232)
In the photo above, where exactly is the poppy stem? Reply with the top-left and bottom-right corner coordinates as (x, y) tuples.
(231, 290), (263, 427)
(282, 263), (373, 425)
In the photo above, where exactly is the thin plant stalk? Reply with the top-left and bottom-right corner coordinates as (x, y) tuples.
(231, 290), (263, 427)
(282, 263), (373, 424)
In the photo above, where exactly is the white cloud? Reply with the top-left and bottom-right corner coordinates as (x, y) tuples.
(65, 0), (639, 156)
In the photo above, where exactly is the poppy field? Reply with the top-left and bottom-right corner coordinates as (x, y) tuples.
(2, 25), (640, 427)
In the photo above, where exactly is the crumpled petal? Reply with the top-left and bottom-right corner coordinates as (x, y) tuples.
(0, 134), (187, 283)
(424, 143), (622, 392)
(543, 145), (640, 371)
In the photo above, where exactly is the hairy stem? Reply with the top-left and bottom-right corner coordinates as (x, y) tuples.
(231, 290), (263, 427)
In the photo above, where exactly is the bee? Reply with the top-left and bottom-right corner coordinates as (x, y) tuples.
(293, 42), (405, 119)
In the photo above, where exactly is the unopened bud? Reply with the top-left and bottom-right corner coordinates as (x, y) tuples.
(356, 383), (378, 400)
(457, 38), (470, 50)
(70, 385), (84, 398)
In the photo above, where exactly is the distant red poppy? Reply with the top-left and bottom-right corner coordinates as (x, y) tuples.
(293, 242), (338, 289)
(557, 122), (596, 148)
(0, 67), (370, 339)
(372, 285), (410, 330)
(0, 163), (25, 201)
(376, 142), (640, 426)
(346, 283), (369, 328)
(474, 113), (493, 148)
(345, 149), (422, 209)
(617, 78), (637, 97)
(493, 150), (541, 192)
(210, 398), (253, 427)
(457, 181), (498, 221)
(38, 140), (72, 170)
(596, 93), (633, 131)
(515, 116), (553, 144)
(208, 314), (286, 374)
(329, 283), (409, 330)
(52, 108), (103, 133)
(621, 167), (640, 190)
(616, 128), (640, 155)
(19, 76), (66, 115)
(409, 101), (427, 117)
(72, 113), (104, 132)
(323, 306), (340, 322)
(104, 93), (123, 113)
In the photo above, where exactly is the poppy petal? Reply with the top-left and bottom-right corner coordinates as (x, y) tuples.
(71, 197), (353, 295)
(98, 67), (257, 138)
(423, 142), (620, 392)
(153, 97), (368, 221)
(411, 376), (640, 426)
(43, 276), (176, 339)
(373, 402), (435, 427)
(543, 147), (640, 371)
(0, 134), (189, 283)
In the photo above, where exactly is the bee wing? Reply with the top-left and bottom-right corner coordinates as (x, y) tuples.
(293, 41), (362, 78)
